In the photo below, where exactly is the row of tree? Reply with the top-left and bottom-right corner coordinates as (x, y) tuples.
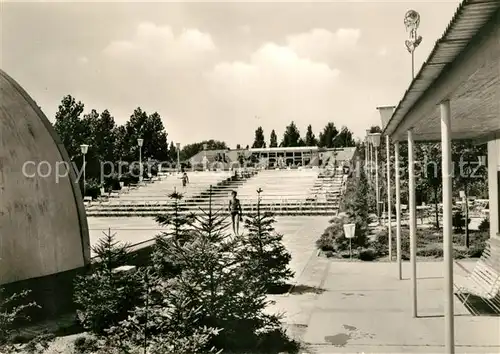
(358, 125), (488, 230)
(250, 122), (356, 149)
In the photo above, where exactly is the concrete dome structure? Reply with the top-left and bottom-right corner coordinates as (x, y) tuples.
(0, 69), (90, 285)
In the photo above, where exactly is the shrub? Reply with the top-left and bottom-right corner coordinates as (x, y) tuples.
(478, 217), (490, 232)
(316, 213), (352, 252)
(467, 245), (484, 258)
(103, 173), (121, 192)
(0, 288), (39, 350)
(416, 245), (443, 258)
(23, 333), (56, 354)
(452, 210), (470, 232)
(84, 178), (102, 199)
(73, 230), (141, 335)
(73, 336), (99, 354)
(358, 248), (377, 261)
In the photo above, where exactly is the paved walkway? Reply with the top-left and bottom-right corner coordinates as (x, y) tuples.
(269, 254), (500, 353)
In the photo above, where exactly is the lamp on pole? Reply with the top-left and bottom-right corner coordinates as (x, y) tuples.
(80, 144), (89, 196)
(404, 10), (423, 80)
(343, 223), (356, 260)
(371, 133), (382, 224)
(176, 143), (181, 173)
(377, 105), (396, 259)
(137, 138), (144, 183)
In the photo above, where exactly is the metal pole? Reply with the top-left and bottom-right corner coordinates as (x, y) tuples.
(375, 147), (380, 224)
(395, 141), (402, 279)
(83, 154), (86, 196)
(365, 140), (369, 176)
(349, 238), (352, 260)
(139, 147), (143, 183)
(412, 51), (415, 80)
(369, 142), (373, 182)
(440, 99), (455, 353)
(386, 135), (392, 261)
(408, 129), (417, 317)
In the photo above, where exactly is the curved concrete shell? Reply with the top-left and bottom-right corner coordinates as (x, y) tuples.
(0, 69), (90, 285)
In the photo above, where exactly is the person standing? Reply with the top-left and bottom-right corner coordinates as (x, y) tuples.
(181, 172), (189, 188)
(229, 190), (243, 235)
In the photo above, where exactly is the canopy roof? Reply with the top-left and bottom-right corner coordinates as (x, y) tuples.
(383, 0), (500, 143)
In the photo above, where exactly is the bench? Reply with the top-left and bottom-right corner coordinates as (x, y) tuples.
(454, 239), (500, 314)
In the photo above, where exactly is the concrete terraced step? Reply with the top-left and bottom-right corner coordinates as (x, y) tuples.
(85, 209), (338, 217)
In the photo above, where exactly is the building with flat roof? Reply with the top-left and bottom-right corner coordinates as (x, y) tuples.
(189, 145), (357, 169)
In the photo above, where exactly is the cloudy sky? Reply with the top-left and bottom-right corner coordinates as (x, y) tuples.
(1, 0), (460, 147)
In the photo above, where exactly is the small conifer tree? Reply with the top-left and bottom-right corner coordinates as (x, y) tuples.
(152, 186), (281, 352)
(239, 188), (294, 291)
(104, 267), (220, 354)
(343, 170), (369, 246)
(152, 189), (195, 277)
(73, 229), (141, 335)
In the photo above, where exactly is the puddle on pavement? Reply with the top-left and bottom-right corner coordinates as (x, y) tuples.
(343, 324), (357, 331)
(324, 333), (351, 347)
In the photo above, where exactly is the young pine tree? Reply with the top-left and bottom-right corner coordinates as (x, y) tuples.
(104, 267), (220, 354)
(240, 188), (294, 292)
(73, 229), (141, 335)
(153, 186), (281, 352)
(152, 189), (195, 277)
(343, 170), (369, 247)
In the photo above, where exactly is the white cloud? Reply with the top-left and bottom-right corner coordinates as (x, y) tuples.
(286, 28), (361, 61)
(205, 40), (342, 141)
(103, 22), (216, 65)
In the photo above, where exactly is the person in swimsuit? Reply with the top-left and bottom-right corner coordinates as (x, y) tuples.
(228, 190), (243, 235)
(181, 172), (189, 188)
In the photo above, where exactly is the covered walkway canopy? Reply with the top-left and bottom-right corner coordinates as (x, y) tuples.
(380, 1), (499, 353)
(383, 0), (499, 143)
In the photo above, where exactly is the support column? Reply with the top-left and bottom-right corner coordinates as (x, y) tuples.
(395, 141), (402, 279)
(487, 138), (499, 238)
(408, 129), (417, 318)
(440, 100), (455, 354)
(386, 135), (392, 261)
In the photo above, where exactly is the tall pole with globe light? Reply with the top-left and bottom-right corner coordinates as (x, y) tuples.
(137, 138), (144, 183)
(80, 144), (89, 196)
(404, 10), (423, 80)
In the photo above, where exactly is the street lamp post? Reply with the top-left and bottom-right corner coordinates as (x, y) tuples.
(176, 143), (181, 173)
(377, 105), (396, 259)
(371, 133), (382, 224)
(404, 10), (423, 80)
(365, 130), (371, 181)
(137, 138), (144, 183)
(80, 144), (89, 196)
